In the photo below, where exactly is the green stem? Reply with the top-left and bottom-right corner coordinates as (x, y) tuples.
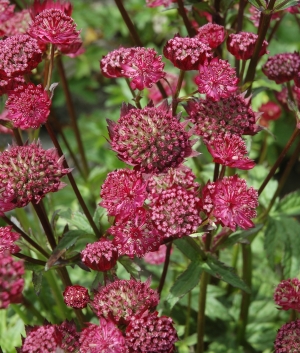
(236, 0), (247, 33)
(14, 253), (46, 266)
(157, 242), (172, 295)
(172, 70), (185, 114)
(197, 271), (210, 353)
(177, 0), (196, 37)
(239, 60), (246, 83)
(45, 44), (55, 91)
(218, 165), (226, 179)
(213, 163), (220, 182)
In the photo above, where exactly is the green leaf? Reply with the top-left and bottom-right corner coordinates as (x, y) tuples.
(221, 224), (264, 249)
(32, 271), (43, 296)
(263, 216), (284, 269)
(93, 207), (105, 228)
(118, 256), (141, 279)
(274, 0), (299, 11)
(247, 0), (267, 9)
(174, 237), (205, 262)
(273, 190), (300, 217)
(59, 209), (93, 234)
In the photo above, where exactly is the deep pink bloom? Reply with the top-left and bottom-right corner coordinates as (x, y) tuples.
(195, 58), (239, 101)
(196, 23), (226, 49)
(57, 320), (80, 353)
(121, 47), (166, 90)
(0, 34), (42, 79)
(0, 225), (20, 254)
(100, 47), (130, 78)
(100, 169), (148, 220)
(81, 239), (118, 271)
(91, 278), (159, 325)
(262, 52), (300, 84)
(274, 319), (300, 352)
(30, 0), (73, 18)
(206, 133), (255, 170)
(274, 278), (300, 311)
(6, 83), (51, 130)
(144, 244), (172, 265)
(201, 175), (258, 231)
(125, 311), (178, 353)
(163, 34), (212, 70)
(0, 76), (25, 97)
(108, 102), (196, 173)
(150, 185), (201, 239)
(0, 253), (24, 309)
(28, 8), (80, 45)
(258, 101), (281, 127)
(0, 0), (14, 24)
(63, 285), (89, 309)
(0, 9), (31, 37)
(109, 207), (162, 258)
(145, 0), (176, 7)
(227, 32), (269, 60)
(0, 141), (71, 214)
(79, 318), (127, 353)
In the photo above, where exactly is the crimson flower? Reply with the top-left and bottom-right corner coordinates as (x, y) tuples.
(30, 0), (73, 18)
(258, 101), (281, 127)
(196, 23), (226, 49)
(100, 47), (130, 78)
(274, 319), (300, 353)
(0, 226), (20, 254)
(144, 244), (172, 265)
(274, 278), (300, 311)
(63, 285), (90, 309)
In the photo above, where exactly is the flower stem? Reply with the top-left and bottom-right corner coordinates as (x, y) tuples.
(45, 44), (55, 91)
(172, 70), (185, 114)
(177, 0), (196, 37)
(157, 242), (172, 295)
(197, 271), (210, 353)
(14, 253), (46, 266)
(13, 128), (23, 146)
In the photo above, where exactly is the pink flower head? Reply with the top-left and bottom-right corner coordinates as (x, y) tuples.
(0, 9), (31, 37)
(185, 94), (261, 143)
(63, 285), (90, 309)
(0, 34), (42, 79)
(5, 83), (51, 130)
(109, 207), (162, 258)
(108, 102), (196, 173)
(125, 311), (178, 353)
(201, 175), (258, 231)
(0, 141), (71, 214)
(0, 76), (25, 97)
(81, 239), (118, 271)
(144, 244), (172, 265)
(57, 320), (80, 353)
(262, 52), (300, 84)
(100, 47), (131, 78)
(274, 319), (300, 352)
(58, 38), (84, 57)
(227, 32), (269, 60)
(274, 278), (300, 311)
(196, 23), (226, 49)
(258, 101), (281, 127)
(0, 253), (24, 309)
(0, 225), (20, 254)
(146, 0), (176, 7)
(121, 47), (166, 90)
(100, 169), (148, 220)
(30, 0), (73, 18)
(195, 58), (239, 101)
(0, 0), (14, 23)
(79, 318), (126, 353)
(150, 185), (201, 239)
(91, 278), (159, 325)
(163, 34), (213, 70)
(28, 8), (80, 45)
(206, 133), (255, 170)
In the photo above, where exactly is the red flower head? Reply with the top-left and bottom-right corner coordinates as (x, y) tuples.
(0, 9), (31, 37)
(100, 47), (131, 78)
(0, 253), (24, 309)
(56, 320), (80, 353)
(195, 58), (239, 101)
(201, 175), (258, 231)
(28, 8), (80, 45)
(196, 23), (226, 49)
(227, 32), (269, 60)
(0, 141), (71, 214)
(258, 101), (281, 127)
(100, 169), (148, 220)
(6, 83), (51, 130)
(206, 133), (255, 170)
(30, 0), (73, 18)
(163, 34), (212, 70)
(274, 278), (300, 311)
(144, 244), (173, 265)
(146, 0), (176, 7)
(0, 225), (20, 254)
(274, 319), (300, 353)
(79, 318), (127, 353)
(108, 102), (196, 173)
(81, 239), (118, 271)
(125, 311), (178, 353)
(109, 207), (162, 258)
(58, 38), (84, 58)
(0, 34), (42, 79)
(0, 0), (14, 23)
(63, 285), (90, 309)
(0, 76), (25, 97)
(91, 278), (159, 325)
(262, 52), (300, 84)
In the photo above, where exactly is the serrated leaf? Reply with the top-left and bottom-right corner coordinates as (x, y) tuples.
(273, 190), (300, 217)
(32, 271), (43, 296)
(59, 209), (93, 234)
(221, 224), (263, 249)
(118, 256), (141, 279)
(174, 237), (205, 262)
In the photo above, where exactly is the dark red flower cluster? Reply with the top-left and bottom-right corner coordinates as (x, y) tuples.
(274, 278), (300, 311)
(274, 319), (300, 352)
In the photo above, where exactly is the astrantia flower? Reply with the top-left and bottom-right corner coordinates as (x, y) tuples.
(109, 207), (162, 258)
(163, 34), (212, 70)
(0, 34), (42, 79)
(28, 8), (80, 45)
(79, 318), (126, 353)
(262, 52), (300, 84)
(63, 285), (89, 309)
(0, 0), (14, 23)
(0, 76), (25, 97)
(274, 319), (300, 352)
(6, 83), (51, 130)
(195, 58), (239, 101)
(121, 47), (166, 90)
(81, 239), (118, 271)
(206, 133), (255, 170)
(144, 244), (172, 265)
(150, 185), (201, 239)
(196, 23), (226, 49)
(125, 311), (178, 353)
(100, 169), (148, 220)
(0, 225), (20, 254)
(146, 0), (176, 7)
(258, 101), (281, 127)
(91, 278), (159, 325)
(274, 278), (300, 311)
(185, 94), (261, 143)
(108, 102), (196, 173)
(0, 9), (31, 37)
(227, 32), (269, 60)
(57, 320), (80, 353)
(0, 253), (24, 309)
(201, 175), (258, 231)
(100, 47), (130, 78)
(0, 141), (70, 214)
(30, 0), (73, 18)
